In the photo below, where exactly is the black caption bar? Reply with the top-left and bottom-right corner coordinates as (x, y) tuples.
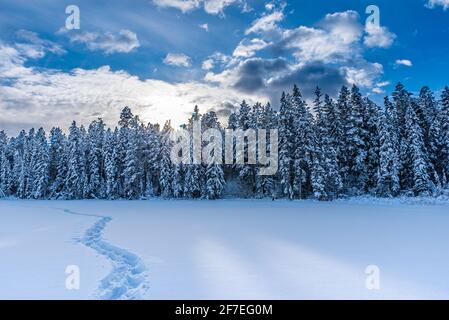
(0, 300), (445, 319)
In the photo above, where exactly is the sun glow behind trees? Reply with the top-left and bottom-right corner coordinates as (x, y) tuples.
(0, 83), (448, 200)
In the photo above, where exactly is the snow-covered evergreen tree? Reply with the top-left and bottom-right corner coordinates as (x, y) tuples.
(123, 117), (144, 199)
(439, 86), (449, 187)
(0, 131), (10, 196)
(347, 85), (369, 193)
(143, 123), (160, 198)
(292, 85), (313, 199)
(84, 119), (105, 199)
(256, 103), (277, 198)
(278, 92), (295, 199)
(159, 121), (174, 198)
(237, 101), (257, 195)
(403, 102), (434, 195)
(48, 127), (67, 199)
(31, 128), (49, 199)
(0, 149), (10, 197)
(335, 86), (351, 191)
(64, 121), (86, 199)
(202, 111), (225, 199)
(104, 128), (119, 199)
(377, 97), (400, 197)
(183, 106), (203, 198)
(204, 164), (225, 199)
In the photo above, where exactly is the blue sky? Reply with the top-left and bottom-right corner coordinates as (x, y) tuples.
(1, 0), (449, 133)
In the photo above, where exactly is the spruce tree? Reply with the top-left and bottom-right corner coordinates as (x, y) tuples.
(31, 128), (49, 199)
(377, 97), (400, 197)
(159, 121), (174, 198)
(104, 128), (119, 199)
(403, 104), (434, 195)
(440, 86), (449, 187)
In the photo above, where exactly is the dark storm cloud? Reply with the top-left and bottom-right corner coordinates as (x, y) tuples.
(232, 58), (289, 93)
(269, 62), (348, 99)
(229, 57), (348, 106)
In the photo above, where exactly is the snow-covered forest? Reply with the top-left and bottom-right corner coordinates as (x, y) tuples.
(0, 83), (448, 200)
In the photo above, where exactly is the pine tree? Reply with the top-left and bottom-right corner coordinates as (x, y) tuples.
(104, 128), (119, 199)
(416, 86), (438, 147)
(205, 164), (225, 199)
(17, 130), (33, 198)
(64, 121), (85, 199)
(173, 164), (185, 198)
(335, 86), (351, 191)
(392, 82), (411, 140)
(403, 104), (434, 195)
(48, 127), (67, 198)
(202, 111), (225, 199)
(0, 131), (10, 196)
(278, 92), (293, 198)
(0, 149), (10, 197)
(143, 123), (160, 198)
(377, 97), (400, 197)
(347, 85), (369, 193)
(183, 108), (203, 199)
(440, 86), (449, 187)
(237, 101), (257, 195)
(320, 94), (343, 199)
(311, 147), (327, 200)
(123, 117), (144, 199)
(256, 103), (277, 198)
(159, 121), (174, 198)
(84, 119), (105, 199)
(292, 85), (313, 199)
(31, 128), (49, 199)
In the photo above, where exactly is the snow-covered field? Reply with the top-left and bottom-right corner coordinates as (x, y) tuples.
(1, 199), (449, 300)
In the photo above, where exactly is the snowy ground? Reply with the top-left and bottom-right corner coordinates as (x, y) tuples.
(1, 199), (449, 300)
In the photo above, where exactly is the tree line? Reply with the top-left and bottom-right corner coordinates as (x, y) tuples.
(0, 83), (448, 200)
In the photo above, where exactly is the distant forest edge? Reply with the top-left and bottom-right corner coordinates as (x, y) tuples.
(0, 82), (448, 200)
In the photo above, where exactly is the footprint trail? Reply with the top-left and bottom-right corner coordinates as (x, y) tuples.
(64, 209), (149, 300)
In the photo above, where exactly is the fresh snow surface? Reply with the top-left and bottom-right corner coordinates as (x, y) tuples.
(1, 199), (449, 300)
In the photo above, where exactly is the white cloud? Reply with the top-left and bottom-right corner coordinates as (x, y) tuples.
(340, 62), (384, 88)
(364, 23), (396, 48)
(199, 23), (209, 31)
(69, 29), (140, 54)
(202, 52), (231, 71)
(279, 11), (363, 64)
(16, 29), (66, 58)
(152, 0), (201, 13)
(265, 3), (275, 11)
(202, 58), (215, 70)
(0, 43), (264, 133)
(241, 10), (386, 89)
(163, 53), (192, 67)
(233, 38), (269, 58)
(320, 11), (364, 44)
(395, 59), (413, 67)
(245, 11), (284, 35)
(377, 81), (390, 87)
(372, 87), (384, 94)
(372, 81), (390, 94)
(203, 0), (238, 15)
(152, 0), (240, 15)
(426, 0), (449, 10)
(0, 44), (31, 79)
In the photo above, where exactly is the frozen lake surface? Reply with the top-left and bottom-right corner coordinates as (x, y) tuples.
(1, 199), (449, 299)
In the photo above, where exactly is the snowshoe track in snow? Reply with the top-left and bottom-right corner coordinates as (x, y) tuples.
(64, 209), (149, 300)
